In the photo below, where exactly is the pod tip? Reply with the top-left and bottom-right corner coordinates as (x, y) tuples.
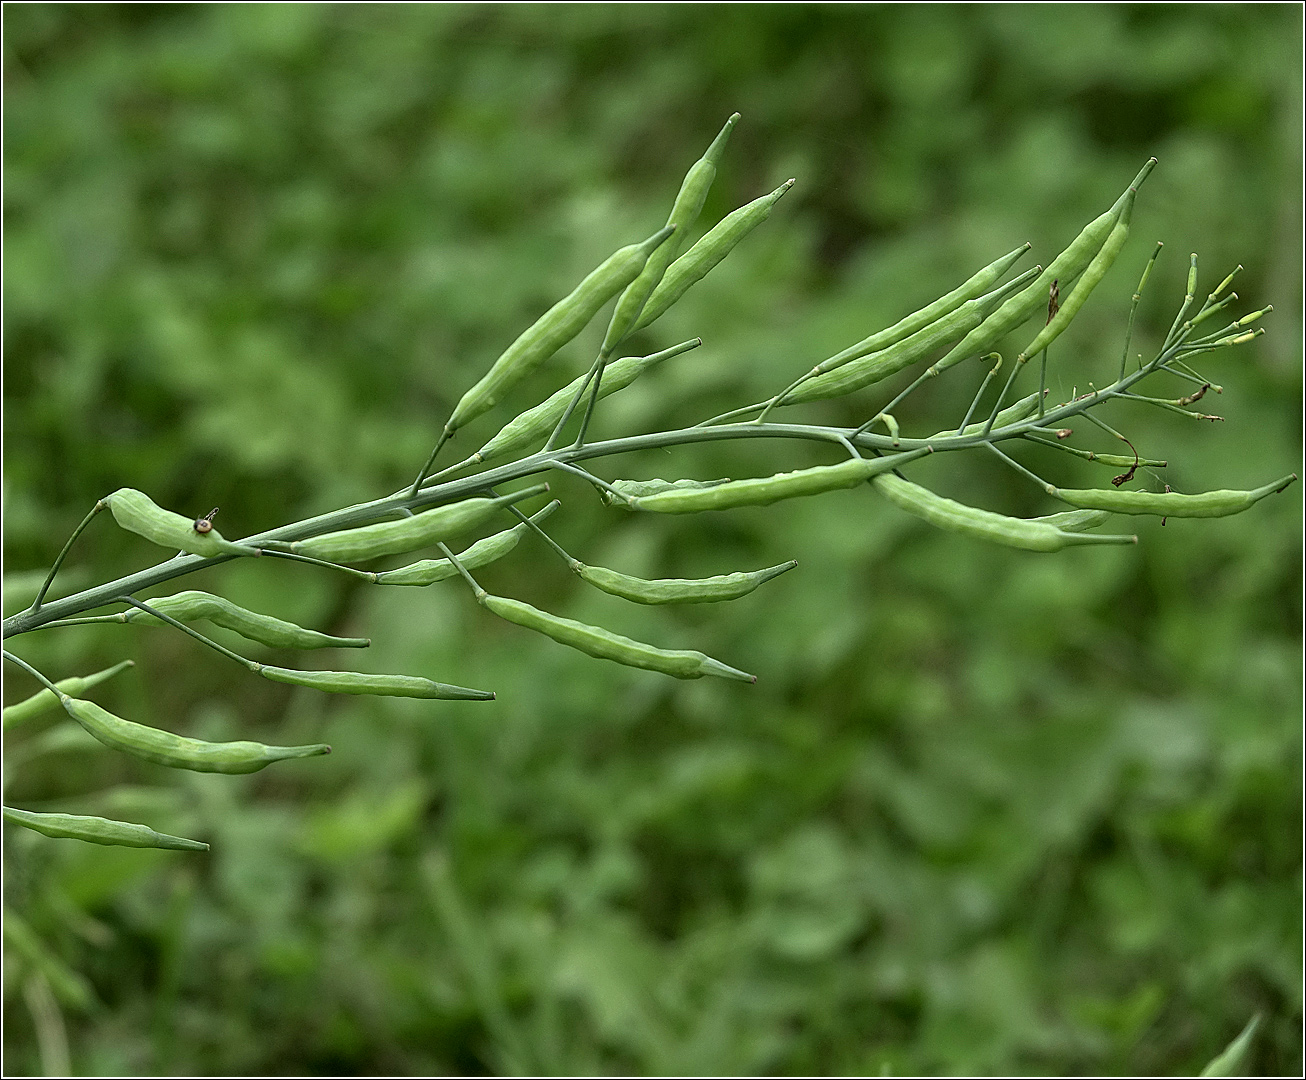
(729, 111), (742, 124)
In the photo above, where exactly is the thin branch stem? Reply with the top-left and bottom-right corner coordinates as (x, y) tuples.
(957, 354), (1002, 433)
(504, 504), (578, 569)
(2, 651), (63, 696)
(120, 597), (260, 672)
(255, 549), (380, 583)
(436, 543), (486, 600)
(985, 443), (1054, 494)
(30, 502), (105, 613)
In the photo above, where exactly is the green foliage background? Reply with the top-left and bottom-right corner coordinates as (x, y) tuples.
(3, 5), (1300, 1075)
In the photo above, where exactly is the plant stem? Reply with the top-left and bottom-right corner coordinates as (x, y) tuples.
(30, 502), (105, 613)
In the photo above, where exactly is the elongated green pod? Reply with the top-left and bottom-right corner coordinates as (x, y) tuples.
(930, 159), (1158, 376)
(446, 225), (677, 435)
(1200, 1014), (1261, 1077)
(1029, 509), (1113, 532)
(104, 489), (257, 557)
(782, 270), (1039, 405)
(807, 243), (1033, 377)
(291, 485), (547, 563)
(260, 666), (494, 700)
(480, 594), (754, 682)
(472, 340), (700, 465)
(115, 591), (367, 649)
(1049, 473), (1296, 517)
(60, 695), (330, 774)
(603, 114), (738, 352)
(604, 477), (733, 505)
(575, 559), (797, 605)
(1017, 173), (1143, 362)
(3, 659), (133, 730)
(872, 474), (1137, 551)
(925, 393), (1042, 440)
(633, 178), (796, 332)
(626, 449), (931, 513)
(376, 501), (559, 586)
(3, 806), (208, 852)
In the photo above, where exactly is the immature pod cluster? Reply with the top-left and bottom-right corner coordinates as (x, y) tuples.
(443, 225), (678, 438)
(376, 501), (560, 586)
(602, 114), (738, 352)
(290, 485), (548, 563)
(471, 341), (700, 466)
(480, 594), (754, 682)
(1048, 474), (1297, 517)
(3, 659), (133, 730)
(115, 591), (368, 649)
(3, 806), (208, 852)
(624, 450), (931, 513)
(60, 695), (330, 774)
(871, 473), (1137, 552)
(574, 560), (798, 605)
(259, 666), (494, 700)
(104, 489), (257, 557)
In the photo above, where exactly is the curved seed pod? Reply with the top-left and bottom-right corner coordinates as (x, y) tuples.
(292, 485), (548, 563)
(633, 178), (796, 333)
(803, 243), (1033, 378)
(115, 591), (367, 649)
(872, 474), (1137, 551)
(1030, 509), (1114, 532)
(60, 695), (330, 774)
(1016, 171), (1144, 362)
(481, 594), (754, 682)
(1049, 473), (1297, 517)
(925, 393), (1042, 440)
(626, 449), (931, 513)
(3, 806), (208, 852)
(446, 225), (677, 435)
(781, 270), (1039, 405)
(603, 114), (738, 352)
(575, 559), (797, 605)
(104, 489), (257, 557)
(604, 477), (733, 505)
(3, 659), (134, 730)
(929, 158), (1158, 376)
(376, 501), (560, 586)
(260, 666), (494, 700)
(473, 341), (700, 466)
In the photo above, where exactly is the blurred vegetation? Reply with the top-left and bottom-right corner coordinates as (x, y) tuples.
(3, 4), (1300, 1075)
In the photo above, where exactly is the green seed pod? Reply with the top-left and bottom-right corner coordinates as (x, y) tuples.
(104, 489), (257, 557)
(1049, 474), (1297, 517)
(925, 393), (1042, 440)
(3, 659), (133, 730)
(1200, 1014), (1261, 1078)
(481, 594), (754, 682)
(291, 485), (547, 563)
(804, 243), (1033, 378)
(929, 159), (1157, 376)
(633, 178), (796, 333)
(116, 591), (367, 649)
(604, 477), (733, 505)
(260, 666), (494, 700)
(1030, 509), (1114, 532)
(3, 806), (208, 852)
(603, 114), (738, 352)
(871, 473), (1137, 551)
(626, 450), (931, 513)
(376, 501), (560, 586)
(1017, 172), (1143, 362)
(60, 695), (330, 774)
(575, 559), (797, 605)
(473, 341), (700, 466)
(446, 225), (677, 435)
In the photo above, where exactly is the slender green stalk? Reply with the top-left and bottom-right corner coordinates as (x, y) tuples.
(986, 443), (1054, 494)
(1120, 241), (1163, 379)
(120, 598), (260, 673)
(956, 355), (1003, 433)
(30, 502), (105, 612)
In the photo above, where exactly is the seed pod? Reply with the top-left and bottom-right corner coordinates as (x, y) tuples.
(925, 392), (1042, 440)
(604, 477), (733, 505)
(104, 489), (257, 557)
(633, 178), (796, 333)
(260, 666), (494, 700)
(603, 114), (738, 352)
(3, 806), (208, 852)
(1049, 474), (1297, 517)
(575, 559), (797, 605)
(3, 659), (133, 730)
(115, 591), (367, 649)
(445, 225), (677, 436)
(929, 158), (1157, 376)
(291, 485), (547, 563)
(626, 450), (931, 513)
(376, 501), (559, 586)
(1030, 509), (1114, 532)
(871, 473), (1137, 551)
(60, 695), (330, 773)
(473, 341), (700, 466)
(481, 594), (754, 682)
